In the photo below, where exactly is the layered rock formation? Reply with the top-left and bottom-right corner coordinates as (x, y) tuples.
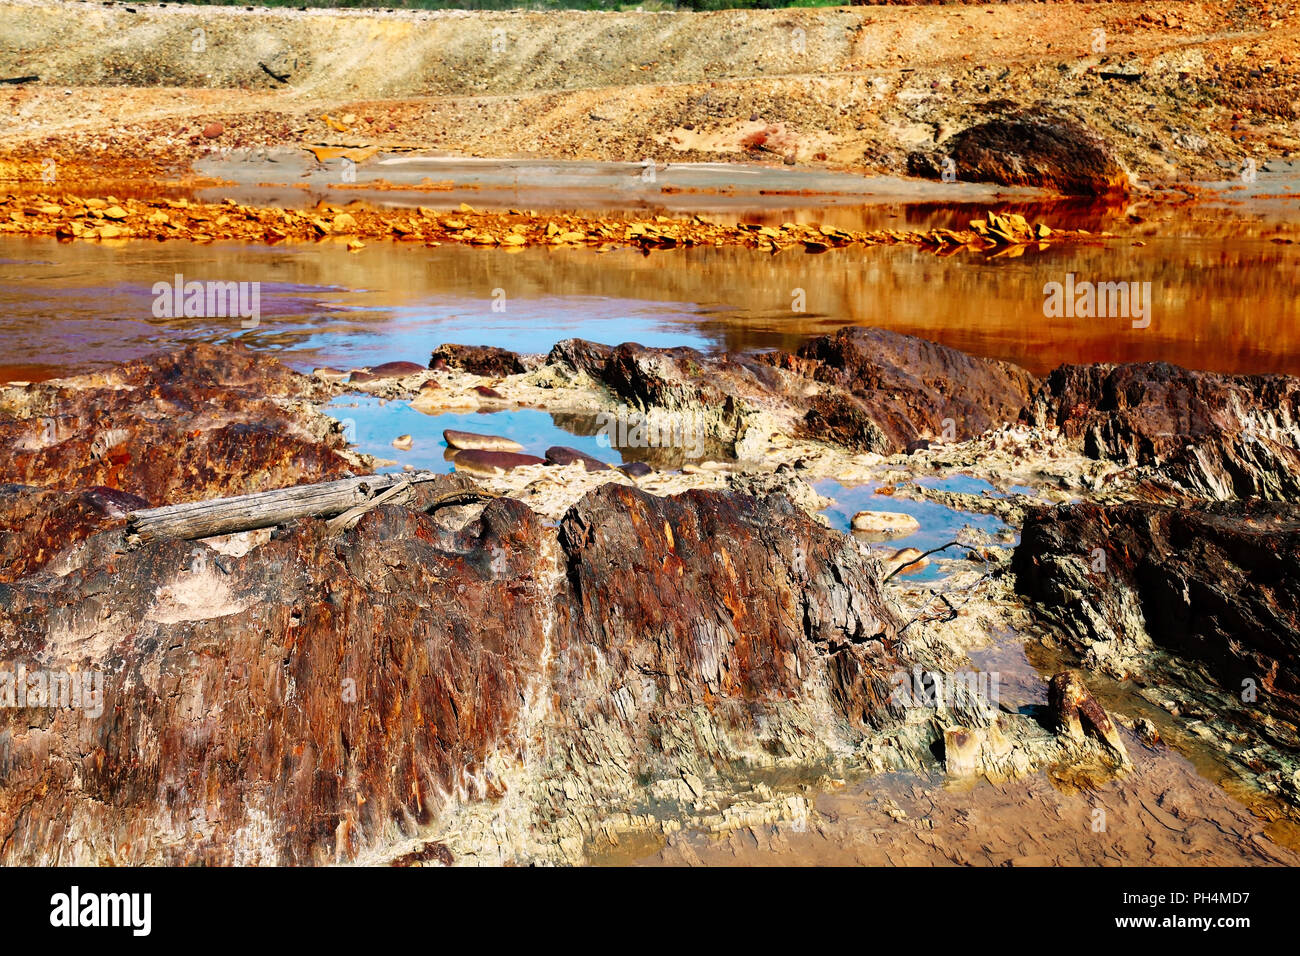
(1026, 360), (1300, 499)
(784, 326), (1038, 452)
(542, 327), (1038, 458)
(6, 331), (1285, 864)
(0, 481), (554, 865)
(1013, 499), (1300, 789)
(0, 343), (359, 579)
(0, 342), (906, 864)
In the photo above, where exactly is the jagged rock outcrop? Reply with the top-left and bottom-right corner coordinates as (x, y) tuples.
(0, 480), (554, 865)
(0, 485), (147, 583)
(555, 483), (899, 728)
(1047, 671), (1129, 765)
(544, 338), (802, 462)
(779, 327), (1038, 452)
(0, 471), (902, 864)
(544, 329), (1037, 458)
(1027, 361), (1300, 500)
(0, 344), (362, 578)
(0, 343), (357, 503)
(1013, 499), (1300, 754)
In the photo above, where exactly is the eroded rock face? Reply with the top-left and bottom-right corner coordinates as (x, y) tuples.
(0, 485), (555, 865)
(556, 483), (899, 725)
(541, 329), (1037, 460)
(784, 327), (1037, 452)
(548, 339), (762, 420)
(0, 485), (147, 583)
(909, 112), (1130, 196)
(1027, 361), (1300, 499)
(0, 343), (357, 505)
(1013, 500), (1300, 757)
(0, 473), (902, 864)
(544, 338), (802, 463)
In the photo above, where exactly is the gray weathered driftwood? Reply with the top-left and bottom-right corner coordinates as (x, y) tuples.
(124, 472), (495, 547)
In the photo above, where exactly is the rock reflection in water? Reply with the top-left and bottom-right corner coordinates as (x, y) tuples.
(3, 218), (1299, 384)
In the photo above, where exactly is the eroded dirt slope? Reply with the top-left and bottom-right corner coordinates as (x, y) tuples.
(0, 0), (1296, 187)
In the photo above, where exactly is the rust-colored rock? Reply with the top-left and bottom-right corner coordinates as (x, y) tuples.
(1014, 499), (1300, 768)
(0, 484), (146, 582)
(430, 344), (525, 377)
(1026, 361), (1300, 499)
(554, 484), (901, 732)
(450, 449), (546, 475)
(0, 343), (355, 505)
(910, 111), (1130, 196)
(544, 445), (610, 471)
(348, 361), (426, 384)
(788, 327), (1037, 451)
(0, 474), (903, 864)
(0, 485), (553, 864)
(443, 429), (523, 452)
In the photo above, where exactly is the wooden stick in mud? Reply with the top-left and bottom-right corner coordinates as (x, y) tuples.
(124, 473), (499, 547)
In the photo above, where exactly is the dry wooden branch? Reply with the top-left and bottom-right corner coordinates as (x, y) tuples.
(124, 472), (499, 547)
(325, 480), (411, 534)
(882, 539), (962, 582)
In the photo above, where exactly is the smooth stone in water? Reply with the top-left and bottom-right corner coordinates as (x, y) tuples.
(369, 361), (427, 378)
(885, 547), (930, 576)
(451, 449), (546, 476)
(545, 446), (610, 472)
(851, 510), (921, 537)
(617, 461), (653, 478)
(392, 434), (413, 450)
(443, 429), (524, 452)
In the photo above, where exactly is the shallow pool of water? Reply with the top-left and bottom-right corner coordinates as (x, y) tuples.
(324, 396), (633, 475)
(814, 477), (1012, 582)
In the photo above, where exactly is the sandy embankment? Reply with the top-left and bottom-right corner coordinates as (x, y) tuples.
(0, 0), (1296, 197)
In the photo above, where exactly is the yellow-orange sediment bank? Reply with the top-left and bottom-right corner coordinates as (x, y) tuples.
(0, 192), (1079, 255)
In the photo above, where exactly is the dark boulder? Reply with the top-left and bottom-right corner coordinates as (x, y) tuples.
(429, 344), (525, 377)
(786, 327), (1037, 451)
(1013, 499), (1300, 748)
(544, 446), (610, 471)
(910, 112), (1130, 197)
